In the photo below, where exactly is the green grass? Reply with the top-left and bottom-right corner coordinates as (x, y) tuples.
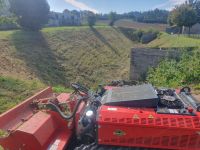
(0, 76), (44, 114)
(147, 32), (200, 48)
(52, 86), (73, 93)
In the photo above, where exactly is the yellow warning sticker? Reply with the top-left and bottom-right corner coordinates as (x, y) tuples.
(148, 114), (154, 119)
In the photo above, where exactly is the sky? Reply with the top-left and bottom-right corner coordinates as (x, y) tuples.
(47, 0), (186, 14)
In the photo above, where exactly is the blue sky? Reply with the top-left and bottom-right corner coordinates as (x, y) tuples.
(47, 0), (186, 14)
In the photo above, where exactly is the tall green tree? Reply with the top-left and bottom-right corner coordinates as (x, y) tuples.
(169, 4), (198, 34)
(109, 11), (118, 26)
(9, 0), (50, 30)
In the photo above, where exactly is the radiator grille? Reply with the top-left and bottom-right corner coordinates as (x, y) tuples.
(102, 135), (200, 149)
(102, 116), (200, 129)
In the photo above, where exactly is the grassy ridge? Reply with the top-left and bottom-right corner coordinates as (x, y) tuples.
(148, 33), (200, 48)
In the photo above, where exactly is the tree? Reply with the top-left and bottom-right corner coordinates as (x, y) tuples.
(169, 4), (198, 34)
(137, 9), (169, 24)
(193, 1), (200, 23)
(9, 0), (50, 30)
(87, 13), (96, 27)
(0, 0), (4, 8)
(184, 0), (200, 23)
(109, 11), (117, 26)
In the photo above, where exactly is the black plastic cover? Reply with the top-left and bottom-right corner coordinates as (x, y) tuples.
(102, 84), (159, 108)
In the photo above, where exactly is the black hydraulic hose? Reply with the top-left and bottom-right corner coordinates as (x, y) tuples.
(46, 97), (87, 120)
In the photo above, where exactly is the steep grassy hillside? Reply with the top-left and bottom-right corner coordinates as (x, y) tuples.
(148, 33), (200, 48)
(0, 26), (134, 114)
(0, 26), (134, 87)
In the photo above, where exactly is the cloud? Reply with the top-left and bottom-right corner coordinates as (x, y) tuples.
(64, 0), (98, 13)
(154, 0), (186, 10)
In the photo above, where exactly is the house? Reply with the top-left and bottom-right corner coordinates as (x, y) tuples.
(47, 10), (81, 27)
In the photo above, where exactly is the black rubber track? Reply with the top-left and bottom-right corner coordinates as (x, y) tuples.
(74, 143), (161, 150)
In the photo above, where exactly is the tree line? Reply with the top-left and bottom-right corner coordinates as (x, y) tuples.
(168, 0), (200, 34)
(0, 0), (170, 31)
(97, 9), (169, 24)
(1, 0), (200, 32)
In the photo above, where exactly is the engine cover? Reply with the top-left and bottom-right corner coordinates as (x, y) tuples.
(102, 84), (159, 108)
(97, 105), (200, 150)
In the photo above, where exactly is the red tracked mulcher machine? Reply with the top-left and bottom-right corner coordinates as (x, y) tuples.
(1, 83), (200, 150)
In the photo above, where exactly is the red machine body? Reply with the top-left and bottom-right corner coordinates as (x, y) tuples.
(97, 86), (200, 150)
(98, 105), (200, 150)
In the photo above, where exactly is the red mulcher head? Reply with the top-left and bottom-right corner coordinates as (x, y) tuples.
(0, 87), (78, 150)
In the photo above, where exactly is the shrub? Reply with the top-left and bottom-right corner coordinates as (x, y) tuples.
(0, 16), (18, 30)
(147, 50), (200, 87)
(132, 30), (143, 42)
(141, 31), (158, 44)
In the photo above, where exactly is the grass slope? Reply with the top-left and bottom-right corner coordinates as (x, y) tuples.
(148, 33), (200, 48)
(0, 26), (134, 87)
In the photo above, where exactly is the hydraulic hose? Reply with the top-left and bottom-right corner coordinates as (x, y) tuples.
(46, 97), (87, 120)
